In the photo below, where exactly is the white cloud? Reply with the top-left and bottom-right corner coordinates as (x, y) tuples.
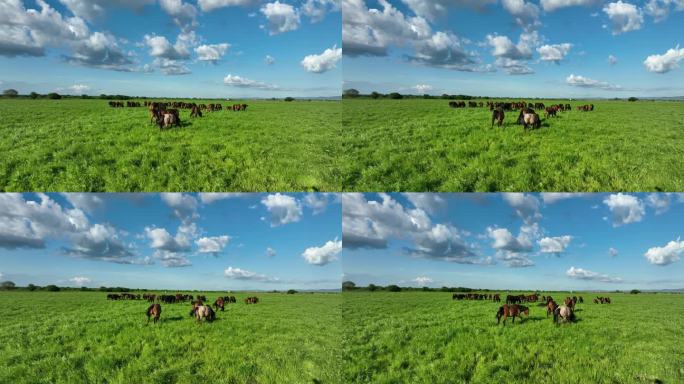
(260, 1), (300, 35)
(412, 84), (433, 93)
(413, 276), (433, 285)
(603, 193), (645, 227)
(488, 227), (533, 253)
(265, 54), (275, 65)
(538, 236), (572, 254)
(486, 34), (533, 61)
(537, 43), (572, 63)
(303, 193), (331, 214)
(195, 235), (230, 254)
(61, 193), (103, 213)
(643, 0), (683, 22)
(400, 0), (496, 21)
(540, 0), (603, 12)
(143, 34), (190, 60)
(198, 193), (242, 204)
(644, 46), (684, 74)
(608, 247), (619, 257)
(198, 0), (256, 12)
(223, 74), (279, 90)
(566, 266), (623, 283)
(644, 239), (684, 265)
(301, 0), (340, 22)
(603, 1), (644, 35)
(145, 226), (192, 253)
(160, 193), (198, 222)
(501, 0), (540, 29)
(67, 84), (91, 94)
(403, 193), (446, 214)
(266, 246), (276, 257)
(301, 45), (342, 73)
(646, 193), (672, 214)
(261, 194), (302, 227)
(195, 43), (230, 63)
(224, 266), (279, 282)
(302, 239), (342, 265)
(58, 0), (155, 21)
(69, 276), (91, 286)
(540, 193), (588, 204)
(158, 0), (198, 30)
(502, 193), (541, 224)
(566, 74), (622, 90)
(608, 54), (618, 65)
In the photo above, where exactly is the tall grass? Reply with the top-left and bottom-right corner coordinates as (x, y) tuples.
(342, 291), (684, 383)
(0, 99), (342, 192)
(0, 291), (342, 383)
(340, 99), (684, 191)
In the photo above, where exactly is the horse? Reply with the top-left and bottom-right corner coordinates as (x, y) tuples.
(146, 303), (161, 324)
(554, 305), (574, 323)
(546, 299), (558, 318)
(496, 304), (529, 325)
(491, 108), (505, 128)
(564, 297), (575, 309)
(214, 297), (225, 312)
(193, 305), (215, 322)
(518, 108), (541, 130)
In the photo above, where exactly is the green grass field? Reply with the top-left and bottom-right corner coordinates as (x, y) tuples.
(340, 99), (684, 191)
(0, 99), (341, 192)
(342, 291), (684, 384)
(0, 291), (341, 384)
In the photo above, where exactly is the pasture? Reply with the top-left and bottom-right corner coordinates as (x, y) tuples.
(0, 291), (341, 384)
(340, 99), (684, 191)
(342, 291), (684, 384)
(0, 99), (341, 192)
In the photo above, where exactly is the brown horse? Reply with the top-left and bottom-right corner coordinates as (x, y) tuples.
(491, 108), (505, 128)
(214, 297), (225, 312)
(564, 297), (575, 309)
(245, 296), (259, 304)
(546, 300), (558, 318)
(146, 303), (161, 324)
(496, 304), (529, 325)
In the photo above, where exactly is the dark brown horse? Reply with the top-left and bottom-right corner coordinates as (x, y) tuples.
(496, 304), (529, 325)
(214, 297), (225, 312)
(245, 296), (259, 304)
(546, 300), (558, 318)
(146, 303), (161, 324)
(491, 108), (505, 128)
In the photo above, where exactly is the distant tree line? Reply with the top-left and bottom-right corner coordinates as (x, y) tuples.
(342, 281), (481, 292)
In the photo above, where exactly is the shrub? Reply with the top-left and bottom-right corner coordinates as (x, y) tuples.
(1, 281), (16, 290)
(3, 89), (18, 98)
(387, 284), (401, 292)
(47, 92), (61, 99)
(46, 285), (60, 292)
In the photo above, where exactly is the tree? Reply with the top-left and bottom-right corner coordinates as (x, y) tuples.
(342, 281), (356, 291)
(388, 92), (403, 99)
(368, 283), (378, 292)
(628, 97), (638, 102)
(0, 281), (16, 290)
(29, 92), (39, 99)
(343, 89), (360, 98)
(387, 284), (401, 292)
(284, 97), (295, 102)
(46, 285), (60, 292)
(630, 289), (641, 294)
(47, 92), (61, 99)
(27, 284), (38, 291)
(287, 289), (297, 294)
(3, 89), (18, 98)
(370, 91), (381, 99)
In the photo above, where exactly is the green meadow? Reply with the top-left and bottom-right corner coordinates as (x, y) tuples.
(0, 99), (342, 192)
(340, 99), (684, 191)
(0, 291), (341, 384)
(342, 291), (684, 384)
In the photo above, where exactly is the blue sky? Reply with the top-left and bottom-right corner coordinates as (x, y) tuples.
(0, 0), (341, 97)
(342, 193), (684, 291)
(0, 193), (341, 290)
(343, 0), (684, 97)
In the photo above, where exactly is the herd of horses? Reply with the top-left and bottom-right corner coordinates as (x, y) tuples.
(452, 293), (612, 326)
(107, 100), (249, 130)
(105, 293), (257, 324)
(448, 100), (595, 130)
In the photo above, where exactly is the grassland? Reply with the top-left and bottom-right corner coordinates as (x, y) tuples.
(340, 99), (684, 191)
(0, 291), (341, 384)
(0, 99), (342, 192)
(342, 291), (684, 384)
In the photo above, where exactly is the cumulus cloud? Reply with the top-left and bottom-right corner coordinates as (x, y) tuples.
(223, 74), (279, 90)
(198, 0), (256, 12)
(302, 239), (342, 265)
(144, 34), (190, 60)
(537, 43), (572, 63)
(69, 276), (91, 286)
(566, 266), (623, 283)
(301, 45), (341, 73)
(566, 74), (622, 90)
(644, 46), (684, 73)
(404, 193), (446, 214)
(646, 193), (672, 214)
(643, 0), (683, 22)
(260, 1), (300, 35)
(301, 0), (340, 22)
(224, 266), (279, 282)
(195, 43), (230, 63)
(145, 226), (192, 253)
(67, 84), (90, 94)
(195, 235), (230, 255)
(502, 193), (541, 225)
(62, 193), (103, 213)
(603, 1), (643, 35)
(487, 34), (533, 61)
(58, 0), (155, 21)
(400, 0), (496, 21)
(644, 239), (684, 265)
(540, 193), (588, 204)
(412, 84), (433, 93)
(160, 193), (198, 223)
(158, 0), (198, 30)
(540, 0), (603, 12)
(488, 227), (534, 253)
(63, 224), (134, 262)
(63, 32), (133, 71)
(603, 193), (645, 227)
(302, 193), (332, 214)
(198, 193), (242, 204)
(501, 0), (540, 29)
(608, 247), (619, 257)
(261, 194), (302, 227)
(538, 236), (572, 254)
(413, 276), (433, 285)
(608, 54), (618, 65)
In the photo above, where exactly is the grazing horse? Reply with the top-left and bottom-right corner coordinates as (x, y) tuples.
(496, 304), (529, 325)
(491, 108), (505, 128)
(518, 109), (541, 130)
(214, 297), (225, 312)
(244, 296), (259, 304)
(564, 297), (575, 309)
(146, 304), (161, 324)
(554, 305), (574, 323)
(190, 105), (202, 118)
(546, 300), (558, 318)
(192, 305), (215, 322)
